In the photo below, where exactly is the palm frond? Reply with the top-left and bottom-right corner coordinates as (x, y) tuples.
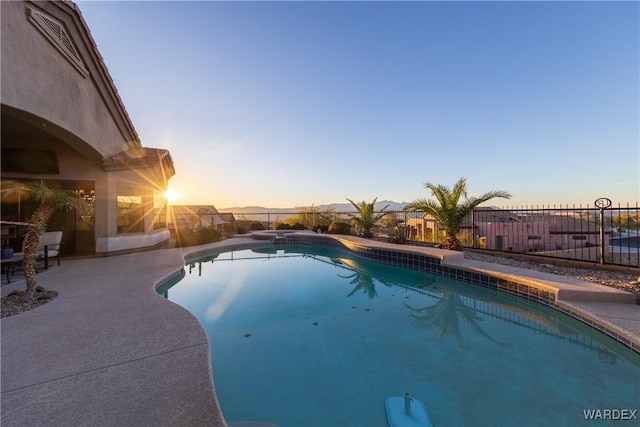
(345, 197), (388, 237)
(1, 180), (93, 303)
(0, 180), (35, 202)
(407, 177), (511, 249)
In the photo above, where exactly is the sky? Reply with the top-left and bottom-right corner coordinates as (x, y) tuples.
(77, 0), (639, 209)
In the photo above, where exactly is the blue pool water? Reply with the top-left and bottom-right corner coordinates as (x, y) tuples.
(163, 245), (640, 426)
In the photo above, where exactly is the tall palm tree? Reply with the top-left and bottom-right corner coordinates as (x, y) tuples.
(346, 197), (390, 238)
(1, 180), (91, 302)
(406, 177), (511, 250)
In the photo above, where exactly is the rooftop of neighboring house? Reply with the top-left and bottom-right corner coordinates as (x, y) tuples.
(168, 205), (234, 228)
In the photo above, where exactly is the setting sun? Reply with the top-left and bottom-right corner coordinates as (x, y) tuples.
(164, 189), (177, 204)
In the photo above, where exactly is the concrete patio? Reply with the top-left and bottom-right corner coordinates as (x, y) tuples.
(1, 236), (638, 426)
(0, 241), (233, 427)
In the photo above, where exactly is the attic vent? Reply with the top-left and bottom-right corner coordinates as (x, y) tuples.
(27, 6), (88, 77)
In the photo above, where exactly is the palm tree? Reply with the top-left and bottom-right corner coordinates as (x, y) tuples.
(346, 197), (390, 238)
(1, 180), (91, 302)
(406, 177), (511, 250)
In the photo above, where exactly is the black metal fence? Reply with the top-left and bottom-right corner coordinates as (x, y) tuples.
(402, 203), (640, 268)
(225, 202), (639, 268)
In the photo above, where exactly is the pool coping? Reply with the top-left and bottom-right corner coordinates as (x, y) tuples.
(1, 234), (638, 426)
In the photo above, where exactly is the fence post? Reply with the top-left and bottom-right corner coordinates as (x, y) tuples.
(595, 198), (612, 265)
(472, 208), (476, 248)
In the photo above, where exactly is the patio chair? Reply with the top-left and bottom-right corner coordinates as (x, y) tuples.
(36, 231), (63, 270)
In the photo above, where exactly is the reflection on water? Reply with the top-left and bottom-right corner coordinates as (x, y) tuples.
(405, 292), (508, 351)
(161, 245), (640, 426)
(164, 245), (638, 366)
(335, 257), (394, 299)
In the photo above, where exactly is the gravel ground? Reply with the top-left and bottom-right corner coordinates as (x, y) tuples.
(1, 289), (58, 318)
(463, 250), (640, 301)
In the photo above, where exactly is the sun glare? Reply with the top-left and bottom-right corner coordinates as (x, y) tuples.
(164, 189), (177, 204)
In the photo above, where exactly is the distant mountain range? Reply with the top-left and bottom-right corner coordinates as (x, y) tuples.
(218, 200), (409, 214)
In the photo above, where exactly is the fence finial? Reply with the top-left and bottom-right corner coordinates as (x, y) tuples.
(594, 198), (612, 265)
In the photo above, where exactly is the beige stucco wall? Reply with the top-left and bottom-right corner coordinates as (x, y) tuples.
(1, 1), (173, 255)
(1, 1), (139, 157)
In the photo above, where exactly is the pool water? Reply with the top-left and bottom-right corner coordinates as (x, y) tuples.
(165, 245), (640, 426)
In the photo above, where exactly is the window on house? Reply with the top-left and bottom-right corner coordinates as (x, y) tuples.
(1, 148), (60, 174)
(152, 189), (167, 229)
(117, 190), (144, 234)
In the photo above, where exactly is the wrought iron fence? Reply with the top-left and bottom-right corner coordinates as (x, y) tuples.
(224, 202), (639, 268)
(402, 203), (639, 268)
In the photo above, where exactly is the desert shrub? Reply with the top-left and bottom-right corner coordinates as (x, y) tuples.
(328, 221), (351, 235)
(249, 222), (265, 230)
(286, 204), (335, 229)
(314, 224), (329, 233)
(276, 223), (292, 230)
(175, 226), (221, 247)
(390, 227), (407, 244)
(199, 227), (221, 243)
(291, 222), (305, 230)
(175, 228), (197, 247)
(233, 220), (253, 232)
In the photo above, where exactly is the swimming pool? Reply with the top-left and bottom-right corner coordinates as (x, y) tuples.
(163, 243), (640, 426)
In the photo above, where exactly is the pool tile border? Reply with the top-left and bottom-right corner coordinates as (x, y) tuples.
(284, 233), (556, 303)
(554, 303), (640, 354)
(241, 232), (639, 353)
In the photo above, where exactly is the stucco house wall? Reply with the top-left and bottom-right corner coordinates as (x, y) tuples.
(1, 1), (137, 156)
(1, 0), (175, 256)
(475, 221), (551, 251)
(407, 211), (608, 256)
